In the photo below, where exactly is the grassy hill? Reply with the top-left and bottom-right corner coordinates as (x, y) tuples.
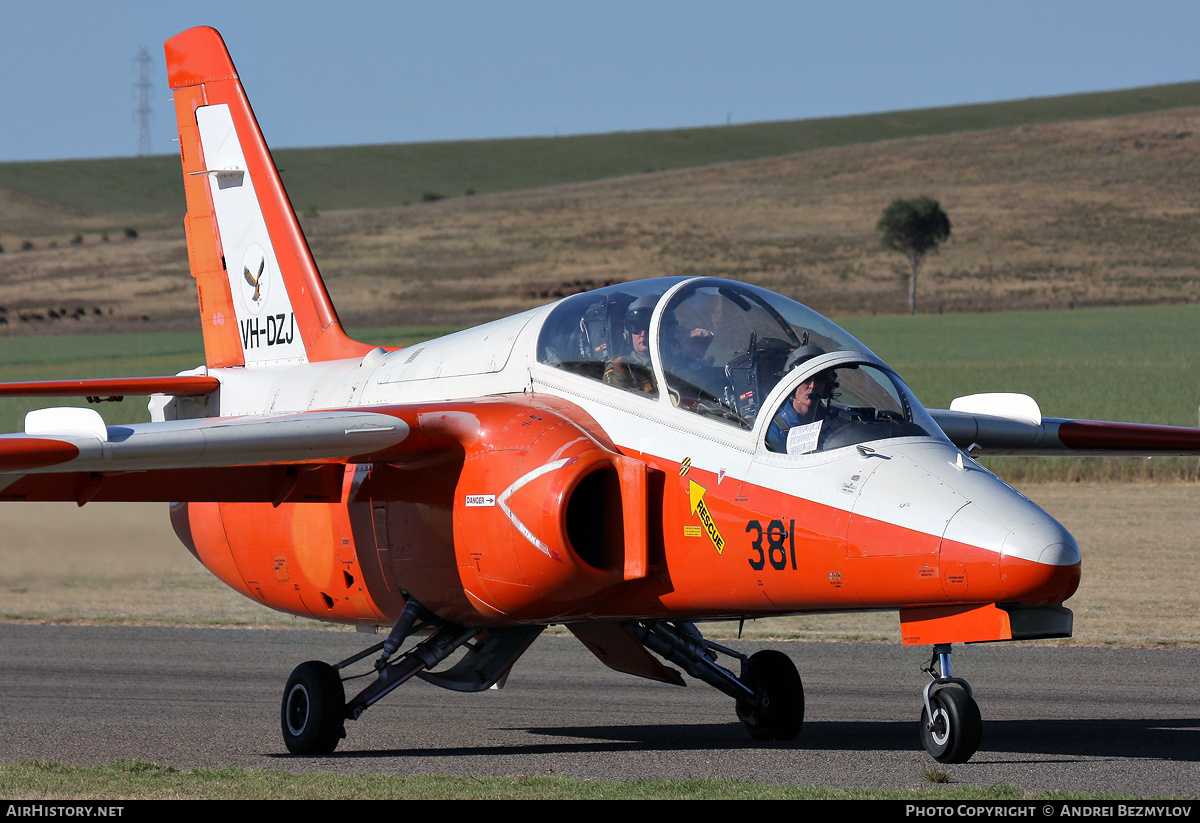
(3, 81), (1200, 235)
(1, 80), (1200, 330)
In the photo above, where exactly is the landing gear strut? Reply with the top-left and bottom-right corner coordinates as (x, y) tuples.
(628, 620), (804, 741)
(280, 598), (541, 755)
(918, 644), (982, 763)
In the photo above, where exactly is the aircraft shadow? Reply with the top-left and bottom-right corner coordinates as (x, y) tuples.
(279, 717), (1200, 761)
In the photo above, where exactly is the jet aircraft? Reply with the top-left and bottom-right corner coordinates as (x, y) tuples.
(3, 26), (1199, 764)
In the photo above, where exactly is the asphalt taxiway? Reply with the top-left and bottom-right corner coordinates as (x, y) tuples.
(1, 624), (1197, 795)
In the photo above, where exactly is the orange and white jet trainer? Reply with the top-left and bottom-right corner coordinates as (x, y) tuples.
(3, 26), (1199, 763)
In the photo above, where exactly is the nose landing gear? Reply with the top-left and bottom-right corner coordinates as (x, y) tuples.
(919, 644), (982, 763)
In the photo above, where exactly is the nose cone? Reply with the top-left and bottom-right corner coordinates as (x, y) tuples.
(941, 494), (1081, 605)
(871, 443), (1082, 606)
(999, 515), (1081, 604)
(1002, 516), (1081, 567)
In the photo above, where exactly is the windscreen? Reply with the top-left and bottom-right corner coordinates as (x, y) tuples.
(656, 280), (873, 428)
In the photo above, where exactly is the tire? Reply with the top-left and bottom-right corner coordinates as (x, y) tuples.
(919, 686), (982, 764)
(281, 661), (346, 755)
(736, 650), (804, 741)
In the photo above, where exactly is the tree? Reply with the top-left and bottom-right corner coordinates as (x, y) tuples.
(877, 197), (951, 315)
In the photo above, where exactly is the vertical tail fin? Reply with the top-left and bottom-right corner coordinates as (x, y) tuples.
(165, 27), (372, 368)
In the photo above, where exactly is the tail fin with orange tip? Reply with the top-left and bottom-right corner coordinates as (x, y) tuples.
(165, 26), (373, 368)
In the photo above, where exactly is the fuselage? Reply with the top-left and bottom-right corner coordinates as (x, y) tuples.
(166, 278), (1081, 632)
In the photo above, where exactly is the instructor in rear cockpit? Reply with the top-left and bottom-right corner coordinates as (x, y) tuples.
(604, 295), (658, 394)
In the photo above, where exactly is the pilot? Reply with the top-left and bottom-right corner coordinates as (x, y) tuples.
(674, 325), (715, 363)
(765, 345), (839, 453)
(657, 307), (718, 402)
(604, 295), (659, 393)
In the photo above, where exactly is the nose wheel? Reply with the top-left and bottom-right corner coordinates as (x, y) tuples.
(920, 684), (981, 763)
(918, 644), (981, 763)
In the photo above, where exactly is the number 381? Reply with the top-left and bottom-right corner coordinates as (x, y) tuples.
(746, 519), (796, 571)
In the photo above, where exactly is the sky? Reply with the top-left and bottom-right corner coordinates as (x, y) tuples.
(2, 1), (1199, 162)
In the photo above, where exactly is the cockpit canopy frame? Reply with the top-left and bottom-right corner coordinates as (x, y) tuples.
(535, 277), (948, 454)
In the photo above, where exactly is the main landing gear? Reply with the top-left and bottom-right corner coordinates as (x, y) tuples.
(627, 621), (805, 741)
(280, 613), (806, 755)
(280, 598), (541, 755)
(278, 609), (977, 761)
(918, 644), (982, 763)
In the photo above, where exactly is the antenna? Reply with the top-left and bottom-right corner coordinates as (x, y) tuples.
(133, 47), (153, 155)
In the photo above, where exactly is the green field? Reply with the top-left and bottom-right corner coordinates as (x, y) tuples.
(844, 303), (1200, 427)
(842, 305), (1200, 481)
(1, 304), (1194, 471)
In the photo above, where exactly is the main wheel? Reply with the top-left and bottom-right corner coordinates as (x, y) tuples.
(919, 686), (982, 763)
(736, 650), (804, 741)
(281, 661), (346, 755)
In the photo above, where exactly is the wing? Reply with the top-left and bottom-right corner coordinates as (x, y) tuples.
(0, 375), (219, 399)
(929, 392), (1200, 456)
(0, 405), (414, 504)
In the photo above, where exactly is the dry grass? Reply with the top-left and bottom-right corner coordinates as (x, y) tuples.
(4, 484), (1198, 647)
(303, 109), (1200, 326)
(0, 502), (306, 627)
(2, 109), (1200, 331)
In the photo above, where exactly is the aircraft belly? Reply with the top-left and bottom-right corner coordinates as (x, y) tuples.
(178, 497), (394, 623)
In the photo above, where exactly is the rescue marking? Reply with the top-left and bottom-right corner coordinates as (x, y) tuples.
(688, 480), (725, 555)
(679, 457), (691, 477)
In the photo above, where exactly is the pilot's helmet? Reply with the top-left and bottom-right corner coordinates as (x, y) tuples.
(785, 344), (838, 396)
(625, 294), (659, 335)
(784, 344), (827, 373)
